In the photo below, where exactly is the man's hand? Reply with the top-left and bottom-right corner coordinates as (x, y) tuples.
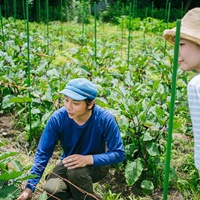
(62, 154), (93, 169)
(17, 188), (33, 200)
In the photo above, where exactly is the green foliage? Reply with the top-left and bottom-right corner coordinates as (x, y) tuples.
(119, 16), (175, 33)
(98, 1), (122, 24)
(0, 16), (195, 198)
(104, 190), (121, 200)
(39, 192), (48, 200)
(0, 143), (36, 200)
(125, 158), (143, 186)
(141, 180), (154, 194)
(76, 0), (91, 24)
(1, 0), (186, 24)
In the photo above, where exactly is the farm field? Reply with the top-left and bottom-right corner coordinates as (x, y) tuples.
(0, 114), (195, 199)
(1, 16), (200, 199)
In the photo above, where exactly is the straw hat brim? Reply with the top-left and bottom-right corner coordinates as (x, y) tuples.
(163, 27), (200, 45)
(163, 8), (200, 45)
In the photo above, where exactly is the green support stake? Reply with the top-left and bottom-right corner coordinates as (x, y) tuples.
(151, 1), (154, 18)
(22, 0), (25, 20)
(143, 17), (146, 50)
(133, 0), (136, 18)
(46, 0), (49, 54)
(127, 2), (132, 68)
(164, 2), (171, 55)
(94, 2), (97, 69)
(163, 19), (181, 200)
(0, 4), (5, 50)
(82, 0), (85, 45)
(145, 7), (148, 18)
(60, 0), (64, 49)
(3, 0), (7, 18)
(121, 3), (124, 59)
(63, 0), (67, 22)
(13, 0), (16, 21)
(181, 1), (184, 18)
(36, 0), (41, 23)
(165, 0), (169, 22)
(134, 0), (137, 18)
(167, 3), (171, 30)
(26, 0), (32, 142)
(60, 0), (63, 21)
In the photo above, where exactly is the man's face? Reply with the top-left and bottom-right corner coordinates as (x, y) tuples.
(64, 96), (93, 124)
(178, 39), (200, 72)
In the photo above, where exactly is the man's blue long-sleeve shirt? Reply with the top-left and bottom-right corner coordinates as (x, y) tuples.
(26, 105), (125, 191)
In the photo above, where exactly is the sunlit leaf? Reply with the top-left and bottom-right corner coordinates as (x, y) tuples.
(125, 159), (143, 186)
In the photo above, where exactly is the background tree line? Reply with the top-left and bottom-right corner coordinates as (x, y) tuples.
(0, 0), (200, 23)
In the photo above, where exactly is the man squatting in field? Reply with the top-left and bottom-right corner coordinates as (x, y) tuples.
(17, 78), (125, 200)
(163, 7), (200, 176)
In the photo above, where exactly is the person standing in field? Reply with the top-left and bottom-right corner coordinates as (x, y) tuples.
(17, 77), (125, 200)
(163, 7), (200, 175)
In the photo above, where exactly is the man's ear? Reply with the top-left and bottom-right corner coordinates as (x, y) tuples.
(88, 100), (95, 109)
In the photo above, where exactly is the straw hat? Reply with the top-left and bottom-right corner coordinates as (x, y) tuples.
(163, 7), (200, 45)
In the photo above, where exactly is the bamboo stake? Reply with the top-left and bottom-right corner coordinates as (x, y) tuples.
(163, 19), (181, 200)
(26, 0), (32, 142)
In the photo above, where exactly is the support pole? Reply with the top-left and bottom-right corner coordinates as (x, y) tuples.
(26, 0), (32, 142)
(163, 19), (181, 200)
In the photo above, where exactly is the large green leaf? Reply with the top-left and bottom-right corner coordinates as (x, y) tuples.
(0, 171), (23, 181)
(125, 158), (143, 186)
(2, 95), (15, 108)
(0, 152), (17, 161)
(146, 142), (160, 156)
(143, 132), (153, 141)
(39, 192), (48, 200)
(141, 180), (154, 194)
(12, 160), (23, 172)
(8, 96), (32, 103)
(0, 185), (20, 199)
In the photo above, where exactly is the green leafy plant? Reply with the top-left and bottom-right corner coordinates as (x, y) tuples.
(104, 190), (121, 200)
(0, 142), (36, 200)
(0, 16), (196, 198)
